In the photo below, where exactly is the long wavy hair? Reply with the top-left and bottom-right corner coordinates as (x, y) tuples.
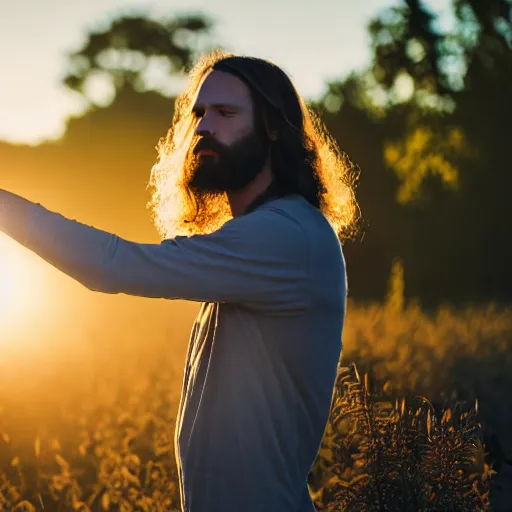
(146, 49), (361, 241)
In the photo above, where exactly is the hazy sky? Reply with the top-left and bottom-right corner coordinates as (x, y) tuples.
(1, 0), (453, 145)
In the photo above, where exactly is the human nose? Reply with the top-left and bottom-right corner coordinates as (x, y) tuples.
(195, 111), (215, 137)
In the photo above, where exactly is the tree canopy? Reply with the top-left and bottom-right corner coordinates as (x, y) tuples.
(3, 1), (511, 306)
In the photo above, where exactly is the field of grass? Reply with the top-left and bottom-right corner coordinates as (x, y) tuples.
(1, 294), (511, 511)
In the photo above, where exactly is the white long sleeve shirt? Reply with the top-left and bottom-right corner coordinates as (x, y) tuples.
(11, 192), (347, 512)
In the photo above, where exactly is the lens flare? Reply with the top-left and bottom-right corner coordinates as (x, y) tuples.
(0, 233), (43, 341)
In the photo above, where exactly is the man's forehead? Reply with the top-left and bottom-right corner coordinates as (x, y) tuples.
(193, 70), (251, 107)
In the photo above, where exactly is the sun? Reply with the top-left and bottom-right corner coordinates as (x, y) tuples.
(0, 265), (16, 309)
(0, 233), (44, 341)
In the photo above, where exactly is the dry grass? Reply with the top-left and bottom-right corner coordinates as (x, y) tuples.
(308, 364), (493, 511)
(1, 292), (511, 510)
(0, 363), (182, 511)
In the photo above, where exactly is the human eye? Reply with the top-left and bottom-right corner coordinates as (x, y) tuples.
(219, 109), (236, 117)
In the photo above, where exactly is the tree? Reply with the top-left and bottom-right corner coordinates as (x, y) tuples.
(315, 0), (512, 305)
(369, 0), (452, 99)
(62, 12), (216, 107)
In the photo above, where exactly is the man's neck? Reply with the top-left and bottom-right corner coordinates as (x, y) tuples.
(227, 165), (274, 217)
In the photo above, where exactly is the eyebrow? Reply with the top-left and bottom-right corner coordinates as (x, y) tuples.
(192, 103), (241, 113)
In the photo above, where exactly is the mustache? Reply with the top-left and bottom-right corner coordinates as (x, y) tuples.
(193, 137), (226, 156)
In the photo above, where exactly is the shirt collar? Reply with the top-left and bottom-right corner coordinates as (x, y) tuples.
(242, 180), (284, 216)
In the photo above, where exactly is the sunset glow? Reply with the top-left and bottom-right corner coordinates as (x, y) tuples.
(0, 233), (44, 340)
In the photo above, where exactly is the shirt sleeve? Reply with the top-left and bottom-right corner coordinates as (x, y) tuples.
(21, 202), (311, 312)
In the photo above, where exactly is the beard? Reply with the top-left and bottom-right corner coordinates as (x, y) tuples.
(184, 123), (270, 194)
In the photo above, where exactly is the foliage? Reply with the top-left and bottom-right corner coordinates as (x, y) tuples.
(0, 364), (182, 511)
(2, 300), (510, 510)
(308, 364), (492, 511)
(368, 0), (451, 98)
(383, 124), (465, 205)
(315, 0), (512, 305)
(3, 0), (512, 304)
(63, 12), (216, 106)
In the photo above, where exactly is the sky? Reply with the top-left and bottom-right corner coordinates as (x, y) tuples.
(0, 0), (454, 145)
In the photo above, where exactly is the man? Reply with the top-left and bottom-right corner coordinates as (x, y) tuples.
(0, 51), (359, 511)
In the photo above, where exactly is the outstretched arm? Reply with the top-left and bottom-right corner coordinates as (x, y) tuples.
(0, 189), (33, 244)
(0, 189), (310, 312)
